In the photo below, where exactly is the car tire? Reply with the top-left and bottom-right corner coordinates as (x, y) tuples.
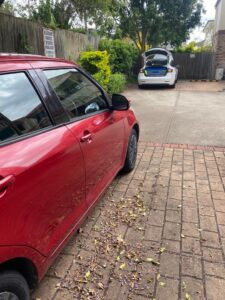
(138, 84), (143, 89)
(169, 83), (176, 89)
(122, 129), (138, 173)
(0, 271), (30, 300)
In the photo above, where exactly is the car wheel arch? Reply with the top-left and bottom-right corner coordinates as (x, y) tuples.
(0, 257), (38, 289)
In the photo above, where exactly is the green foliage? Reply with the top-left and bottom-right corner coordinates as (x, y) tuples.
(117, 0), (204, 51)
(26, 0), (56, 28)
(99, 39), (138, 75)
(79, 51), (111, 90)
(177, 41), (212, 53)
(108, 73), (126, 94)
(0, 0), (14, 15)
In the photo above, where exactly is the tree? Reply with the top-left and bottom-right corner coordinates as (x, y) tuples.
(118, 0), (204, 52)
(0, 0), (14, 15)
(52, 0), (76, 29)
(71, 0), (113, 32)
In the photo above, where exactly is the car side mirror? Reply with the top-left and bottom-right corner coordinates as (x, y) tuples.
(111, 94), (129, 111)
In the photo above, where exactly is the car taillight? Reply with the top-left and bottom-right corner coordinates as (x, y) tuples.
(167, 68), (173, 73)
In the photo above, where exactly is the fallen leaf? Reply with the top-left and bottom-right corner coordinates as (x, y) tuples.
(159, 282), (166, 287)
(98, 282), (104, 289)
(146, 258), (160, 265)
(85, 271), (91, 280)
(182, 281), (187, 290)
(157, 273), (161, 281)
(56, 283), (61, 288)
(159, 247), (166, 253)
(181, 233), (185, 238)
(186, 292), (191, 300)
(119, 263), (126, 270)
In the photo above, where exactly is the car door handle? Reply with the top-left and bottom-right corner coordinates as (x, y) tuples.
(80, 133), (92, 143)
(0, 175), (15, 193)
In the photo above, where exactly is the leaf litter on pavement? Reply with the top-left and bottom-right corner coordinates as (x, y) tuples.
(57, 182), (164, 299)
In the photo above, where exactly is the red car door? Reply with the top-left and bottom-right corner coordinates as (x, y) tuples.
(0, 71), (86, 256)
(44, 68), (125, 207)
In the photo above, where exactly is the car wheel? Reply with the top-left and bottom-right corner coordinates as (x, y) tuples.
(0, 271), (30, 300)
(122, 129), (138, 173)
(169, 83), (176, 89)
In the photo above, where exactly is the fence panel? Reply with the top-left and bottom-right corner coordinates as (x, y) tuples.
(173, 52), (216, 80)
(0, 13), (99, 60)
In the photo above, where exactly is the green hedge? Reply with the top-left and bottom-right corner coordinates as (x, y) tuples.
(79, 50), (111, 90)
(108, 73), (126, 95)
(99, 39), (138, 75)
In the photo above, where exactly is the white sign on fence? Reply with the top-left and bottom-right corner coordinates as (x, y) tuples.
(43, 29), (56, 58)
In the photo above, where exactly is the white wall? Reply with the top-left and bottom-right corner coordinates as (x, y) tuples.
(215, 0), (225, 32)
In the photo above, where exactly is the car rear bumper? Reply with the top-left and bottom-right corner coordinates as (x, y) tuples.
(138, 73), (176, 86)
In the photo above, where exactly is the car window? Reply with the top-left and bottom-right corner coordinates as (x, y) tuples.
(44, 69), (108, 119)
(0, 72), (51, 143)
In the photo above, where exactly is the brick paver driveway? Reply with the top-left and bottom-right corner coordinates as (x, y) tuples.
(34, 142), (225, 300)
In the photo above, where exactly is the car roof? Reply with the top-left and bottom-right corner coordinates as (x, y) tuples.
(0, 53), (78, 72)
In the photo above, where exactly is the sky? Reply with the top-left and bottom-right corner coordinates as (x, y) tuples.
(189, 0), (216, 42)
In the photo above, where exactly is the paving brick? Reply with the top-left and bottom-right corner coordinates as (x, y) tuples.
(162, 239), (180, 253)
(182, 236), (201, 255)
(165, 209), (181, 223)
(202, 247), (224, 262)
(156, 277), (179, 300)
(181, 255), (202, 279)
(216, 212), (225, 225)
(145, 226), (162, 242)
(159, 253), (180, 278)
(200, 215), (217, 232)
(204, 261), (225, 277)
(147, 210), (165, 226)
(183, 206), (199, 223)
(163, 222), (181, 241)
(199, 206), (215, 217)
(181, 276), (204, 300)
(206, 276), (225, 300)
(182, 222), (200, 238)
(48, 254), (74, 279)
(212, 191), (225, 200)
(32, 277), (60, 300)
(201, 231), (220, 248)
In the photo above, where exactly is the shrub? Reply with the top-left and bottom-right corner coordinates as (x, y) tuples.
(79, 51), (111, 90)
(99, 39), (139, 75)
(108, 73), (126, 95)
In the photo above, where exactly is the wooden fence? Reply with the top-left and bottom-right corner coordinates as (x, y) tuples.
(173, 52), (216, 80)
(0, 13), (99, 60)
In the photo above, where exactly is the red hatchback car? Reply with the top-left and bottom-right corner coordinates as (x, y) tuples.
(0, 54), (139, 299)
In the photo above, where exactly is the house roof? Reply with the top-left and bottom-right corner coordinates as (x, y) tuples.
(203, 20), (215, 32)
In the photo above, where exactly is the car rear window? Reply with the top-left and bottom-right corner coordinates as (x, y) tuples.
(0, 72), (51, 143)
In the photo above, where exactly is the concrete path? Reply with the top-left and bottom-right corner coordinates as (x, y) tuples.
(123, 81), (225, 146)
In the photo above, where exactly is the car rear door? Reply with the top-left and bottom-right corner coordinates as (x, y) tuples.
(0, 70), (86, 256)
(43, 68), (125, 207)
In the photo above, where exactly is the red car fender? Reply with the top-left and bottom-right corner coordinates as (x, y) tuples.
(0, 245), (45, 281)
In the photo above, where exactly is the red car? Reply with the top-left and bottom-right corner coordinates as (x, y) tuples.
(0, 54), (139, 299)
